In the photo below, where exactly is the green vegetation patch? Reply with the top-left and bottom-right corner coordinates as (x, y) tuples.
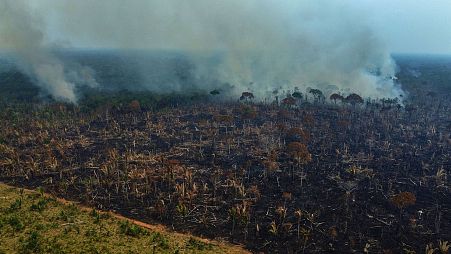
(0, 183), (246, 254)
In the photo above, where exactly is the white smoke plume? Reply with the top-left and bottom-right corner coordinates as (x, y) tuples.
(2, 0), (404, 101)
(0, 0), (97, 103)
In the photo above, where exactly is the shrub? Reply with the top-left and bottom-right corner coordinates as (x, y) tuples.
(30, 199), (48, 212)
(186, 237), (213, 251)
(149, 232), (170, 250)
(19, 231), (41, 254)
(90, 209), (101, 224)
(118, 221), (146, 237)
(8, 215), (25, 232)
(390, 192), (416, 209)
(9, 198), (22, 212)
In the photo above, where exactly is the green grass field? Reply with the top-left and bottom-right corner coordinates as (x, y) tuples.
(0, 183), (247, 254)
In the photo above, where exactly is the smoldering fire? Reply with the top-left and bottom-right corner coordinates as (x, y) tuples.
(0, 0), (404, 102)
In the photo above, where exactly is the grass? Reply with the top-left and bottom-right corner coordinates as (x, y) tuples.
(0, 183), (248, 254)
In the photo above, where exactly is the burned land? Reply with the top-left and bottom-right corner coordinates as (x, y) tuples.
(0, 55), (450, 253)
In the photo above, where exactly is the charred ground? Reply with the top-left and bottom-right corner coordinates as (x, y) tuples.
(0, 55), (450, 253)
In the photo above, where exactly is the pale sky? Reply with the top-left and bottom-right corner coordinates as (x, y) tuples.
(357, 0), (451, 54)
(19, 0), (451, 55)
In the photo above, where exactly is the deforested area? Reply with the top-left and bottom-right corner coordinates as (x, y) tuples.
(0, 55), (450, 252)
(0, 1), (450, 253)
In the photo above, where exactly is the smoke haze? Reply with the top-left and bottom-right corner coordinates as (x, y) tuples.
(1, 0), (405, 102)
(0, 0), (97, 102)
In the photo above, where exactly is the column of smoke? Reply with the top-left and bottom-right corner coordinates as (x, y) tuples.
(0, 0), (97, 103)
(2, 0), (405, 102)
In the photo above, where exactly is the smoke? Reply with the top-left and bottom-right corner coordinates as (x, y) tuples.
(0, 0), (97, 103)
(2, 0), (404, 101)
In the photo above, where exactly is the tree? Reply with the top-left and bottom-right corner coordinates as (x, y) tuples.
(287, 142), (312, 180)
(390, 192), (416, 219)
(345, 93), (364, 107)
(292, 91), (303, 100)
(129, 100), (141, 112)
(240, 92), (254, 101)
(281, 96), (296, 108)
(210, 89), (221, 96)
(330, 93), (344, 104)
(380, 97), (398, 107)
(309, 89), (324, 103)
(391, 192), (416, 209)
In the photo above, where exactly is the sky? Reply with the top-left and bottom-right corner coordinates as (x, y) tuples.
(22, 0), (451, 55)
(358, 0), (451, 55)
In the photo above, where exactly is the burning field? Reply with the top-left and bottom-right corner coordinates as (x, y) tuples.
(0, 54), (450, 253)
(1, 0), (451, 253)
